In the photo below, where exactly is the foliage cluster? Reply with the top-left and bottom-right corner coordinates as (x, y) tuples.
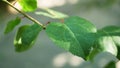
(2, 0), (120, 67)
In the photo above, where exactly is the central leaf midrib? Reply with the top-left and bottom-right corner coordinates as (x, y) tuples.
(65, 22), (96, 55)
(64, 24), (85, 57)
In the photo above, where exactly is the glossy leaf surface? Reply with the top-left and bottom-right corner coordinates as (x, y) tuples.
(18, 0), (37, 12)
(14, 25), (29, 52)
(46, 16), (97, 59)
(14, 24), (42, 52)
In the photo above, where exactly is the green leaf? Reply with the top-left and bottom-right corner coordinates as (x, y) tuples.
(21, 24), (42, 45)
(97, 37), (118, 56)
(35, 12), (54, 18)
(18, 0), (37, 12)
(96, 26), (120, 57)
(14, 24), (42, 52)
(117, 46), (120, 59)
(46, 16), (97, 59)
(4, 17), (21, 34)
(105, 61), (116, 68)
(14, 25), (29, 52)
(35, 8), (68, 19)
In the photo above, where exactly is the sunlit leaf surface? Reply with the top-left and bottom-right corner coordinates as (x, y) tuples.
(46, 16), (97, 59)
(18, 0), (37, 12)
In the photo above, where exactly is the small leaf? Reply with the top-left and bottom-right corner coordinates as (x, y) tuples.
(18, 0), (37, 12)
(35, 8), (68, 19)
(4, 17), (21, 34)
(14, 24), (42, 52)
(35, 12), (54, 18)
(46, 16), (97, 59)
(96, 26), (120, 57)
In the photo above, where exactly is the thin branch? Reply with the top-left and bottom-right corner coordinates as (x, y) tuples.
(3, 0), (46, 29)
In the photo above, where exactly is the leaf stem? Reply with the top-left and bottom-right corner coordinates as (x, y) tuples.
(2, 0), (46, 29)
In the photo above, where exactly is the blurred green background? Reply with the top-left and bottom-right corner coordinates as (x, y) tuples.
(0, 0), (120, 68)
